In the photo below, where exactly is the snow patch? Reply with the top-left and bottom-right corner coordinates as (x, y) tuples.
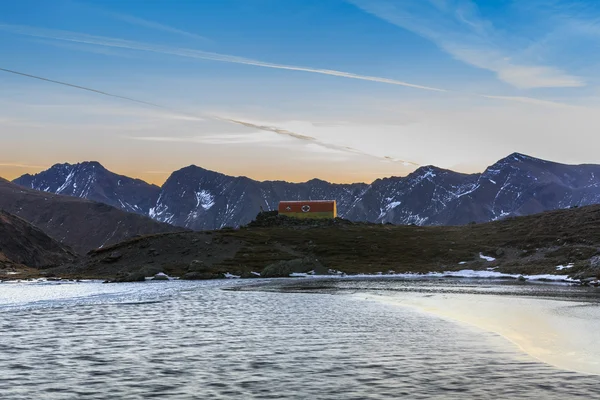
(290, 270), (315, 277)
(195, 190), (215, 210)
(556, 263), (574, 271)
(386, 201), (402, 211)
(286, 270), (576, 282)
(479, 253), (496, 262)
(224, 273), (240, 279)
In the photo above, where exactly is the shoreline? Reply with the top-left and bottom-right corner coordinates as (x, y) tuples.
(1, 268), (594, 285)
(360, 291), (600, 376)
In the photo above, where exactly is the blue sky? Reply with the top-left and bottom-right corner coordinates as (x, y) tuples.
(1, 0), (600, 183)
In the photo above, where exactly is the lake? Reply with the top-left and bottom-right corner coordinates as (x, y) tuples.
(1, 277), (599, 399)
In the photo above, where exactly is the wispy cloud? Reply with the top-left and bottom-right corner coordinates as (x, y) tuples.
(108, 13), (210, 42)
(72, 0), (210, 42)
(348, 0), (584, 89)
(480, 95), (575, 108)
(0, 162), (46, 169)
(129, 132), (286, 145)
(0, 24), (446, 92)
(34, 39), (141, 59)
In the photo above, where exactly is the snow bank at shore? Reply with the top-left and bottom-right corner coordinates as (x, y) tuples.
(288, 269), (576, 282)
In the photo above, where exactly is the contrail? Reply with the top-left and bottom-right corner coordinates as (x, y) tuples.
(0, 67), (420, 166)
(0, 67), (164, 109)
(0, 24), (446, 93)
(217, 117), (420, 165)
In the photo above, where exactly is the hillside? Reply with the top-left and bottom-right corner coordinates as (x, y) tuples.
(50, 205), (600, 282)
(0, 178), (182, 254)
(0, 210), (76, 277)
(15, 153), (600, 230)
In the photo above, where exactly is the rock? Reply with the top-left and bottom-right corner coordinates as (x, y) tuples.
(151, 272), (170, 280)
(571, 256), (600, 280)
(261, 257), (325, 278)
(589, 255), (600, 268)
(495, 248), (505, 257)
(240, 271), (261, 279)
(138, 265), (163, 277)
(182, 272), (223, 280)
(114, 272), (145, 282)
(517, 275), (527, 282)
(188, 260), (208, 273)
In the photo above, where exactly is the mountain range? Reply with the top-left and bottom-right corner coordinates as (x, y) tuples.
(13, 153), (600, 230)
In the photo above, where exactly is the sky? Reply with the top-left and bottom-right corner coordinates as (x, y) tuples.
(2, 0), (600, 185)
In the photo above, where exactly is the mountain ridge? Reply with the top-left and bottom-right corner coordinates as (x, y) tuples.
(13, 152), (600, 230)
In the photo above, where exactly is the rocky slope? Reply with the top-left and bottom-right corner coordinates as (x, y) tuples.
(14, 153), (600, 229)
(0, 210), (76, 275)
(0, 178), (181, 254)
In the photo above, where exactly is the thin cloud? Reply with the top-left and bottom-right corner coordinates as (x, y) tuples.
(0, 24), (446, 92)
(0, 66), (419, 165)
(480, 95), (575, 109)
(72, 0), (210, 42)
(0, 162), (47, 168)
(348, 0), (584, 89)
(129, 132), (286, 145)
(109, 13), (210, 42)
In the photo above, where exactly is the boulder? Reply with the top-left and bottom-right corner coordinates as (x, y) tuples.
(138, 265), (164, 277)
(261, 257), (325, 278)
(114, 272), (145, 282)
(571, 256), (600, 280)
(188, 260), (209, 273)
(240, 271), (261, 279)
(182, 272), (224, 280)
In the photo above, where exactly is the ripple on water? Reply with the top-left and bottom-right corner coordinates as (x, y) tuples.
(0, 279), (599, 399)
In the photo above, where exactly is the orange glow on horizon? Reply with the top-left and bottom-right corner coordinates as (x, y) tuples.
(1, 162), (486, 187)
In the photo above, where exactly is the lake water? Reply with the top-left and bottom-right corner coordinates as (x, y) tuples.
(1, 278), (599, 399)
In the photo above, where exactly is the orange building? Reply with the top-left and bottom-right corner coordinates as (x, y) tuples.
(278, 200), (337, 219)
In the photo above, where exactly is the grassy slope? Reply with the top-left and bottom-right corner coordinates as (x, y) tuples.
(52, 205), (600, 280)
